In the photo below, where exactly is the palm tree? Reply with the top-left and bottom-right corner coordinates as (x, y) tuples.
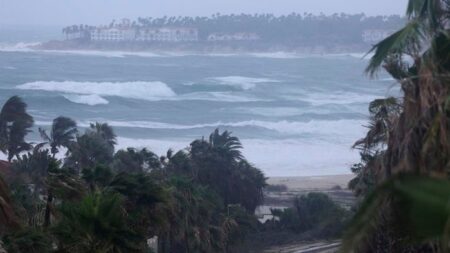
(12, 147), (61, 228)
(0, 96), (34, 162)
(159, 177), (227, 253)
(189, 129), (266, 212)
(208, 129), (243, 161)
(89, 122), (117, 149)
(54, 192), (142, 252)
(3, 228), (52, 253)
(65, 124), (116, 171)
(349, 97), (402, 197)
(353, 97), (401, 154)
(365, 0), (450, 176)
(112, 148), (161, 174)
(345, 1), (450, 252)
(229, 160), (266, 213)
(39, 116), (77, 158)
(107, 172), (168, 242)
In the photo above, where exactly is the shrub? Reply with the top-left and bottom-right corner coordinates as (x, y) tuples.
(265, 184), (288, 192)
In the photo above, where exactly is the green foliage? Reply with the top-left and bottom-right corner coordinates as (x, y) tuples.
(39, 116), (77, 157)
(366, 0), (446, 76)
(90, 122), (117, 148)
(54, 192), (141, 253)
(366, 20), (424, 75)
(108, 172), (167, 209)
(3, 228), (52, 253)
(341, 175), (450, 253)
(162, 176), (221, 252)
(0, 96), (34, 161)
(272, 193), (350, 238)
(0, 97), (268, 252)
(348, 153), (377, 197)
(112, 148), (161, 173)
(191, 129), (266, 213)
(265, 184), (288, 192)
(65, 128), (115, 171)
(82, 165), (114, 192)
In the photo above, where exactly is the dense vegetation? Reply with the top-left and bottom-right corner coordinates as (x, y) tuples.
(347, 0), (450, 252)
(0, 96), (267, 252)
(270, 193), (350, 237)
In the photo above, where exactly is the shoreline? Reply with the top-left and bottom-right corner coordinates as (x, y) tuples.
(0, 41), (374, 60)
(30, 40), (371, 57)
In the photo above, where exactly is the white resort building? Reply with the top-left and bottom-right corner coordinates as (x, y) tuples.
(362, 29), (394, 44)
(136, 27), (199, 42)
(207, 32), (260, 41)
(90, 28), (136, 42)
(89, 27), (199, 42)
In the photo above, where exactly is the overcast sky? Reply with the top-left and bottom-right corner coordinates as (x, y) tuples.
(0, 0), (408, 26)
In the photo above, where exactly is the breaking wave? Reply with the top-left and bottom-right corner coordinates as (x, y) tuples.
(208, 76), (279, 90)
(16, 81), (176, 101)
(0, 42), (41, 52)
(36, 119), (365, 143)
(63, 94), (109, 106)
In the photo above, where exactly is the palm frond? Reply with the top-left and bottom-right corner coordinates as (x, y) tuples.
(341, 175), (450, 252)
(366, 20), (424, 76)
(407, 0), (428, 18)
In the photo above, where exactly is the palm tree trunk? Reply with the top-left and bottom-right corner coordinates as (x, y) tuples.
(44, 190), (53, 228)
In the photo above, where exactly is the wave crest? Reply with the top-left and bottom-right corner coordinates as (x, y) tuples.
(63, 94), (109, 106)
(16, 81), (176, 101)
(208, 76), (279, 90)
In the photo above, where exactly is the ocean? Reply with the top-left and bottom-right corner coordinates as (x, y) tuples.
(0, 26), (397, 176)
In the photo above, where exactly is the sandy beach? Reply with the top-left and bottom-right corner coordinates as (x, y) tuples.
(268, 174), (353, 191)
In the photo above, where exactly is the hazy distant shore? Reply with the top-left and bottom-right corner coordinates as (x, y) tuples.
(35, 40), (370, 55)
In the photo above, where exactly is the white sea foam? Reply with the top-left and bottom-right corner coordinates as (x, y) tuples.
(248, 52), (374, 60)
(378, 77), (396, 82)
(0, 42), (41, 52)
(115, 136), (359, 177)
(16, 81), (265, 103)
(0, 42), (185, 58)
(42, 50), (168, 58)
(36, 119), (365, 143)
(238, 107), (307, 117)
(16, 81), (176, 101)
(30, 120), (365, 176)
(286, 90), (381, 106)
(322, 53), (373, 60)
(63, 94), (109, 106)
(208, 76), (279, 90)
(179, 91), (266, 102)
(247, 52), (305, 59)
(0, 42), (372, 61)
(236, 106), (360, 117)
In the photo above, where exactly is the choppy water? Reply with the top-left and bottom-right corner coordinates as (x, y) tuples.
(0, 27), (398, 176)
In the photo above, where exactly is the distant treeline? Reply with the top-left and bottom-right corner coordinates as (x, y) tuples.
(65, 13), (405, 46)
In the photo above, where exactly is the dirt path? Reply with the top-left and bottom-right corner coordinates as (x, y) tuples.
(264, 241), (341, 253)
